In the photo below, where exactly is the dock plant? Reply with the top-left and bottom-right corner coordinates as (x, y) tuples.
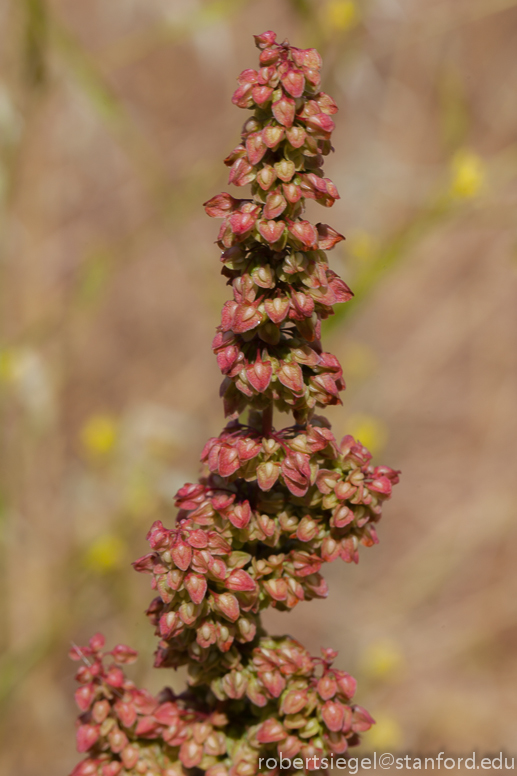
(69, 31), (399, 776)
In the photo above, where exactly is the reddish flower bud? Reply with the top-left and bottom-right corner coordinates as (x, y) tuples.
(245, 132), (268, 165)
(121, 746), (140, 770)
(257, 718), (287, 743)
(238, 68), (258, 85)
(296, 516), (319, 542)
(282, 182), (302, 203)
(105, 666), (125, 688)
(322, 700), (345, 732)
(317, 91), (339, 114)
(237, 616), (257, 642)
(317, 674), (337, 700)
(91, 699), (110, 724)
(222, 670), (248, 699)
(132, 553), (157, 574)
(340, 536), (359, 564)
(272, 95), (296, 127)
(213, 592), (240, 622)
(103, 763), (123, 776)
(262, 124), (285, 148)
(265, 296), (289, 324)
(286, 125), (306, 148)
(114, 700), (137, 728)
(231, 83), (254, 108)
(196, 619), (216, 648)
(111, 644), (138, 665)
(159, 611), (180, 639)
(331, 504), (354, 528)
(180, 740), (203, 768)
(219, 445), (240, 477)
(281, 68), (305, 98)
(316, 222), (345, 250)
(351, 706), (375, 732)
(291, 47), (322, 71)
(256, 164), (277, 190)
(228, 157), (255, 186)
(274, 159), (295, 182)
(108, 726), (128, 753)
(281, 689), (308, 714)
(257, 461), (281, 490)
(289, 219), (318, 248)
(185, 573), (208, 605)
(321, 536), (341, 562)
(259, 48), (280, 65)
(263, 577), (288, 601)
(254, 30), (277, 49)
(264, 191), (287, 219)
(171, 540), (192, 571)
(368, 476), (392, 495)
(187, 529), (209, 548)
(335, 671), (357, 699)
(260, 672), (285, 698)
(281, 453), (311, 497)
(215, 621), (234, 651)
(305, 112), (335, 133)
(76, 724), (100, 753)
(89, 633), (105, 652)
(71, 760), (98, 775)
(228, 501), (251, 529)
(233, 302), (262, 333)
(74, 684), (95, 712)
(229, 211), (257, 237)
(237, 436), (262, 461)
(246, 356), (272, 393)
(226, 569), (256, 592)
(291, 290), (315, 317)
(252, 84), (274, 105)
(204, 192), (238, 218)
(258, 219), (286, 244)
(277, 361), (304, 394)
(280, 735), (302, 758)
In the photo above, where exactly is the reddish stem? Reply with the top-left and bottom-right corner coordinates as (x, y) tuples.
(262, 404), (273, 436)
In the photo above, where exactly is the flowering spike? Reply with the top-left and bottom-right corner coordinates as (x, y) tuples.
(68, 32), (401, 776)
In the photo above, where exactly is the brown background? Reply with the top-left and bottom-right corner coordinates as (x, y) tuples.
(1, 0), (517, 773)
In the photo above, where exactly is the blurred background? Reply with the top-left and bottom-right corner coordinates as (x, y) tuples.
(1, 0), (517, 772)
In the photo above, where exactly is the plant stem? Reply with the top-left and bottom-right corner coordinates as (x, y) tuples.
(262, 404), (273, 436)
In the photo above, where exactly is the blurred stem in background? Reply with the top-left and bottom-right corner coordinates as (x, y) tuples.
(23, 0), (48, 87)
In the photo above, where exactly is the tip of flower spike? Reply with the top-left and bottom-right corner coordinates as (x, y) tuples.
(254, 31), (277, 49)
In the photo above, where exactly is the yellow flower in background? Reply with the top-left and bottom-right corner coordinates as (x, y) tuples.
(450, 149), (484, 198)
(325, 0), (359, 31)
(81, 414), (118, 457)
(361, 639), (405, 680)
(84, 533), (125, 572)
(347, 413), (388, 454)
(367, 712), (403, 750)
(0, 349), (15, 383)
(348, 229), (378, 262)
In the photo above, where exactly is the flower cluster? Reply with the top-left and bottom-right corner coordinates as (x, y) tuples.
(69, 634), (227, 776)
(133, 419), (398, 673)
(69, 31), (400, 776)
(218, 638), (374, 776)
(203, 32), (353, 423)
(70, 635), (373, 776)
